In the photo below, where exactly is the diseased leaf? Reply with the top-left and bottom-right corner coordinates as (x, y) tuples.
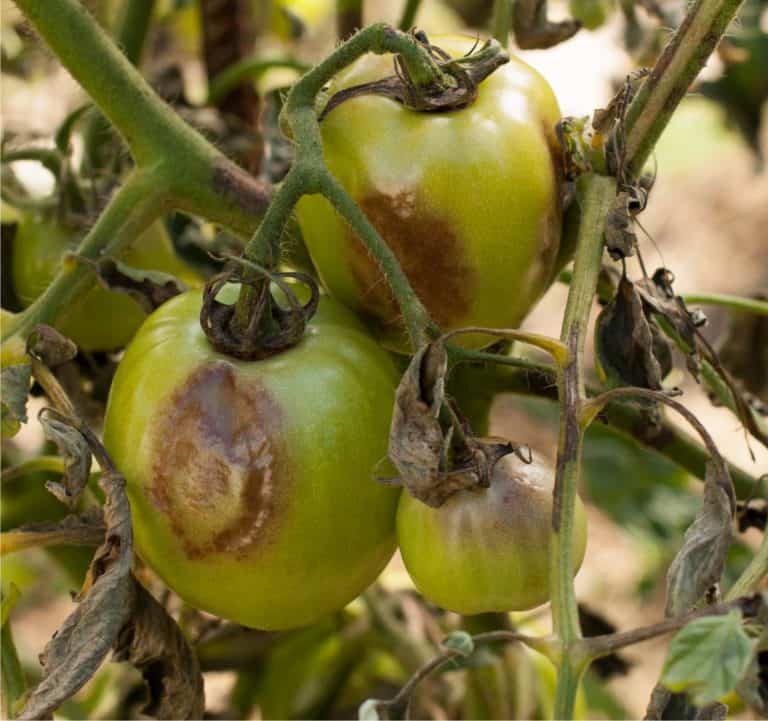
(1, 364), (30, 438)
(17, 469), (134, 721)
(666, 463), (734, 617)
(736, 650), (768, 716)
(26, 325), (77, 367)
(94, 258), (187, 314)
(0, 511), (104, 555)
(113, 582), (204, 720)
(661, 611), (753, 706)
(39, 414), (92, 508)
(604, 191), (637, 260)
(596, 273), (670, 391)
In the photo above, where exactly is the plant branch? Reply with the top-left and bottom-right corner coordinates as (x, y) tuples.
(207, 57), (308, 105)
(726, 518), (768, 601)
(620, 0), (747, 177)
(683, 293), (768, 317)
(550, 173), (617, 719)
(398, 0), (423, 30)
(491, 0), (512, 48)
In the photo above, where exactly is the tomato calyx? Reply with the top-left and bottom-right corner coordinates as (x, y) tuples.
(319, 35), (510, 120)
(200, 262), (320, 360)
(386, 338), (532, 507)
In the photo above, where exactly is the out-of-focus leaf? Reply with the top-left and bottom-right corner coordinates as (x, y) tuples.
(666, 464), (734, 617)
(1, 363), (30, 438)
(736, 649), (768, 716)
(113, 583), (204, 719)
(661, 611), (753, 706)
(93, 258), (186, 314)
(0, 511), (104, 555)
(17, 469), (134, 721)
(2, 583), (27, 720)
(39, 414), (92, 507)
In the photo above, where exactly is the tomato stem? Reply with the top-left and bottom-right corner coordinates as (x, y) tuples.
(491, 0), (512, 48)
(550, 173), (616, 719)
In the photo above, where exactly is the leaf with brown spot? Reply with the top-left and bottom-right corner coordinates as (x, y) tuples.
(1, 363), (30, 438)
(39, 413), (92, 508)
(604, 191), (637, 260)
(94, 258), (187, 314)
(113, 583), (204, 720)
(17, 470), (134, 721)
(665, 463), (734, 618)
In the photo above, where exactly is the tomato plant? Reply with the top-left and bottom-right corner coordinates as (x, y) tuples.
(12, 214), (199, 351)
(397, 453), (588, 614)
(102, 286), (401, 630)
(296, 34), (563, 350)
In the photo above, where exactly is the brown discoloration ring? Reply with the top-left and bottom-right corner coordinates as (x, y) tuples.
(149, 362), (287, 560)
(347, 192), (474, 330)
(538, 125), (565, 272)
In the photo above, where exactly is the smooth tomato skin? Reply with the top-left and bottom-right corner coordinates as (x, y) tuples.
(103, 288), (401, 630)
(397, 454), (588, 614)
(296, 35), (563, 351)
(12, 215), (199, 351)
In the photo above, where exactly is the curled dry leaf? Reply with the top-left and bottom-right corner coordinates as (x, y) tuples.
(39, 412), (92, 507)
(17, 469), (134, 721)
(94, 258), (187, 314)
(665, 463), (734, 618)
(1, 510), (105, 555)
(26, 325), (77, 367)
(604, 191), (638, 260)
(387, 340), (521, 507)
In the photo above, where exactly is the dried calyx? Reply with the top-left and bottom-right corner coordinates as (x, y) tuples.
(200, 261), (319, 360)
(320, 34), (509, 120)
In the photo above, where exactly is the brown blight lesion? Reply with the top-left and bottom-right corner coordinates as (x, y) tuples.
(347, 191), (475, 332)
(148, 361), (288, 560)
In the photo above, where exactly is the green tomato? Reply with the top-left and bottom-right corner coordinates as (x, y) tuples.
(11, 214), (200, 351)
(397, 454), (588, 614)
(103, 287), (401, 630)
(296, 34), (563, 351)
(569, 0), (614, 31)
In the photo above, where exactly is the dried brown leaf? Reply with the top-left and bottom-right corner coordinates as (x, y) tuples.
(39, 413), (92, 507)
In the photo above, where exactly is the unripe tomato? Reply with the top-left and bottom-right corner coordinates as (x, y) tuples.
(103, 287), (401, 630)
(397, 454), (588, 614)
(11, 215), (199, 351)
(569, 0), (614, 31)
(296, 35), (563, 351)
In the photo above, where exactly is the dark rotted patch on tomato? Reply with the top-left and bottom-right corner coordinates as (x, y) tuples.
(538, 124), (564, 271)
(148, 361), (288, 560)
(347, 192), (474, 330)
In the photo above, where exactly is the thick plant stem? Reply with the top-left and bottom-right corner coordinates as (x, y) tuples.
(1, 172), (164, 344)
(621, 0), (746, 177)
(551, 174), (616, 720)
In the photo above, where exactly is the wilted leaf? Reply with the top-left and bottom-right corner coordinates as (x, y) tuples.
(26, 325), (77, 367)
(113, 583), (204, 719)
(736, 650), (768, 716)
(596, 273), (671, 391)
(666, 463), (734, 617)
(604, 191), (637, 260)
(1, 363), (30, 438)
(17, 469), (134, 721)
(94, 258), (187, 314)
(442, 631), (474, 658)
(0, 511), (104, 555)
(39, 413), (92, 508)
(661, 611), (753, 706)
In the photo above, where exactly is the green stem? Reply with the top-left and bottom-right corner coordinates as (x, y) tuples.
(725, 521), (768, 601)
(1, 171), (165, 344)
(1, 587), (26, 720)
(491, 0), (512, 48)
(398, 0), (423, 30)
(208, 57), (308, 105)
(621, 0), (747, 177)
(682, 293), (768, 317)
(1, 456), (65, 484)
(551, 173), (616, 720)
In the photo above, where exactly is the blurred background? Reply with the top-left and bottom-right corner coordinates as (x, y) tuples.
(2, 0), (767, 718)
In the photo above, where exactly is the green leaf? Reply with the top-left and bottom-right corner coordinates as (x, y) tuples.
(1, 364), (30, 438)
(661, 611), (754, 706)
(442, 630), (475, 657)
(358, 698), (381, 720)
